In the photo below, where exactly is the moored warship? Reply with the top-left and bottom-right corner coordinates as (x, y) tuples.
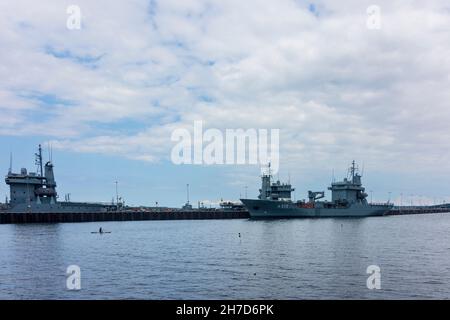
(241, 161), (393, 218)
(3, 145), (114, 213)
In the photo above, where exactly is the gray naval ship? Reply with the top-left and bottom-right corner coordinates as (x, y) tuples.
(3, 145), (113, 213)
(241, 161), (393, 218)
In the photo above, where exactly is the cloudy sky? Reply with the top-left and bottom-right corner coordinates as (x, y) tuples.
(1, 0), (450, 207)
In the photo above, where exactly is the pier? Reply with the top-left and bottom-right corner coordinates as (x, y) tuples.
(0, 209), (250, 224)
(1, 206), (450, 224)
(385, 207), (450, 216)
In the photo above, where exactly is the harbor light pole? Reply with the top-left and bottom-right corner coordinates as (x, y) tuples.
(400, 193), (403, 212)
(187, 184), (190, 205)
(115, 181), (119, 211)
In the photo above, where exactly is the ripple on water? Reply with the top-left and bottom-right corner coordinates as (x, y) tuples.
(0, 216), (450, 299)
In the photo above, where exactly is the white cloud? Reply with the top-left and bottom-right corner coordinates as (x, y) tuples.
(1, 0), (450, 178)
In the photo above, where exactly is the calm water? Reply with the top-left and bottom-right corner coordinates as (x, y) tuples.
(1, 214), (450, 299)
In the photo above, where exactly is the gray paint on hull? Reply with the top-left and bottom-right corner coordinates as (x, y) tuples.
(241, 199), (391, 218)
(6, 203), (108, 214)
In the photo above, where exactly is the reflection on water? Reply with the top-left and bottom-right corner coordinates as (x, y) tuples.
(1, 214), (450, 299)
(2, 224), (65, 299)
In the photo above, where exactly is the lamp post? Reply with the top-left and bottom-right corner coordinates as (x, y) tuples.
(400, 193), (403, 212)
(115, 181), (119, 211)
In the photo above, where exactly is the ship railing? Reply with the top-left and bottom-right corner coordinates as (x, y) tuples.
(60, 201), (116, 206)
(392, 205), (447, 210)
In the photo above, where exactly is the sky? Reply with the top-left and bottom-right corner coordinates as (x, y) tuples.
(1, 0), (450, 207)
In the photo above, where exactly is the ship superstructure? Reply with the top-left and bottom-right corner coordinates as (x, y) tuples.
(6, 145), (57, 207)
(259, 164), (295, 201)
(4, 145), (113, 213)
(328, 161), (369, 206)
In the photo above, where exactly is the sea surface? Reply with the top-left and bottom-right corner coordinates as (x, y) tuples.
(1, 213), (450, 299)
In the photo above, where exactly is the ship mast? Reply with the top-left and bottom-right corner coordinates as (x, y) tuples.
(349, 160), (359, 183)
(35, 144), (43, 179)
(351, 160), (356, 180)
(8, 152), (12, 174)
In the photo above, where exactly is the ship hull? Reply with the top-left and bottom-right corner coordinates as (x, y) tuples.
(241, 199), (391, 218)
(5, 202), (110, 214)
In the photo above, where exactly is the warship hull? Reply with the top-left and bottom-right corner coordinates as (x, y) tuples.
(4, 202), (110, 214)
(241, 199), (391, 218)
